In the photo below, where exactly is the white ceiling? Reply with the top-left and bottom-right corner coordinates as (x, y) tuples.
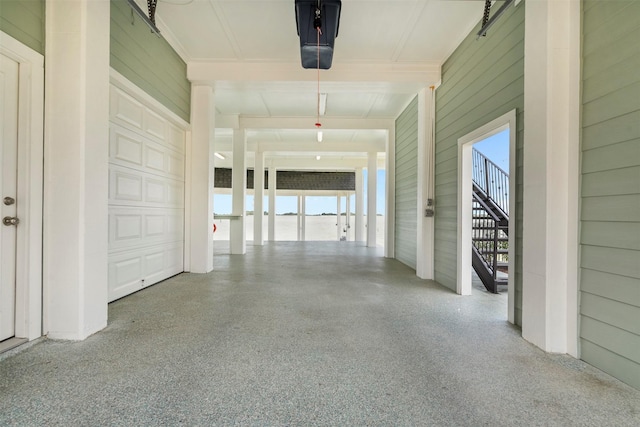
(149, 0), (485, 169)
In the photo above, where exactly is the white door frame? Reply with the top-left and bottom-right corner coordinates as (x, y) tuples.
(0, 31), (44, 341)
(457, 109), (516, 324)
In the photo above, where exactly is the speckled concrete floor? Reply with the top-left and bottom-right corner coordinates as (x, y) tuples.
(1, 242), (639, 426)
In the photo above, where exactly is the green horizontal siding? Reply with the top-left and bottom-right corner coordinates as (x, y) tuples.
(110, 0), (190, 122)
(0, 0), (44, 54)
(434, 1), (524, 325)
(580, 0), (640, 390)
(395, 96), (418, 269)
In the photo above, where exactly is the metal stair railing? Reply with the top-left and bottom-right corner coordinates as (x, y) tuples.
(471, 148), (509, 293)
(472, 148), (509, 218)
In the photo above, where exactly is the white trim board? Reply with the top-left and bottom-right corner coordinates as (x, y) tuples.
(457, 109), (516, 324)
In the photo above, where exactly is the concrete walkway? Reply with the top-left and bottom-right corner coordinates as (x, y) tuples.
(1, 242), (639, 426)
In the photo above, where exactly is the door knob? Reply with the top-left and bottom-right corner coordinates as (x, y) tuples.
(2, 216), (19, 226)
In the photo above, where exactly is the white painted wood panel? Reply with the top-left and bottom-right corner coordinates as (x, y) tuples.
(108, 81), (185, 302)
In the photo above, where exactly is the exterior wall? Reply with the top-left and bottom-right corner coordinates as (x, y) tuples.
(395, 96), (418, 270)
(0, 0), (45, 54)
(110, 0), (190, 122)
(434, 3), (524, 324)
(580, 0), (640, 390)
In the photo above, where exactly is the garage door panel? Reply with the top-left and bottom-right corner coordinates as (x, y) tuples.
(145, 144), (166, 173)
(109, 165), (184, 208)
(167, 123), (184, 149)
(110, 124), (185, 180)
(108, 242), (184, 302)
(145, 109), (166, 141)
(109, 80), (185, 302)
(145, 215), (166, 238)
(109, 207), (183, 252)
(114, 214), (143, 242)
(111, 169), (144, 202)
(109, 253), (144, 301)
(145, 178), (166, 203)
(110, 86), (145, 130)
(111, 129), (144, 166)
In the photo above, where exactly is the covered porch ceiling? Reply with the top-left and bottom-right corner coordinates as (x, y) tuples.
(146, 0), (487, 170)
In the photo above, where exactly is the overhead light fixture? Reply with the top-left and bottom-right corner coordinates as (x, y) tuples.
(319, 93), (327, 115)
(295, 0), (341, 70)
(316, 155), (321, 160)
(214, 152), (226, 160)
(317, 130), (323, 142)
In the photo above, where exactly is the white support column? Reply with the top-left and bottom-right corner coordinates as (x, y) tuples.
(268, 166), (276, 241)
(44, 0), (109, 339)
(345, 193), (351, 241)
(230, 129), (246, 254)
(297, 195), (302, 241)
(355, 168), (364, 242)
(522, 0), (580, 355)
(336, 195), (342, 241)
(416, 88), (435, 279)
(385, 127), (396, 258)
(301, 195), (306, 242)
(188, 85), (215, 273)
(253, 150), (265, 245)
(367, 152), (378, 248)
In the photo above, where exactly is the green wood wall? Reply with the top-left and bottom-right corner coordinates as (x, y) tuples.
(395, 96), (419, 269)
(110, 0), (190, 122)
(434, 3), (524, 324)
(0, 0), (45, 54)
(580, 0), (640, 390)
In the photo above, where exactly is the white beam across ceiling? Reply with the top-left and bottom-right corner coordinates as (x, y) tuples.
(260, 141), (386, 153)
(188, 61), (441, 86)
(238, 116), (394, 131)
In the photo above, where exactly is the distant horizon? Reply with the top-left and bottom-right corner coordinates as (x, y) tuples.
(214, 131), (509, 216)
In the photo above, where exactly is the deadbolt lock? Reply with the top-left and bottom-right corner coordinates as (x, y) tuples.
(3, 197), (15, 206)
(3, 216), (19, 226)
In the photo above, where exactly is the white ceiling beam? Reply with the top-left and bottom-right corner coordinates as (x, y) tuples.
(238, 116), (394, 131)
(261, 141), (386, 153)
(215, 140), (386, 153)
(188, 61), (441, 86)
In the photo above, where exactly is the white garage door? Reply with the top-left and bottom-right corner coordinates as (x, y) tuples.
(108, 83), (185, 302)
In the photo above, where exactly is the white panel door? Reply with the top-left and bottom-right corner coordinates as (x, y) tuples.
(0, 54), (19, 341)
(108, 84), (185, 302)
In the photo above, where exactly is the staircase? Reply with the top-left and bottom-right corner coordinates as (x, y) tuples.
(471, 149), (509, 293)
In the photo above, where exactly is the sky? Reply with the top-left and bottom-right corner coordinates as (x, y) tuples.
(214, 129), (509, 216)
(473, 128), (510, 172)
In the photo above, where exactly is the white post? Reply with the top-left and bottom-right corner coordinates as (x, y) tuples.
(345, 193), (351, 241)
(268, 166), (276, 241)
(253, 150), (264, 245)
(336, 195), (342, 241)
(44, 0), (110, 339)
(367, 152), (378, 247)
(230, 129), (246, 254)
(385, 127), (396, 258)
(188, 85), (216, 273)
(355, 168), (364, 242)
(301, 194), (306, 242)
(416, 88), (435, 279)
(297, 195), (302, 241)
(522, 0), (580, 355)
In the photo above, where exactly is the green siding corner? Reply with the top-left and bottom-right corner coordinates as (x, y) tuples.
(110, 0), (190, 122)
(580, 0), (640, 390)
(433, 2), (524, 325)
(0, 0), (45, 54)
(395, 97), (418, 270)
